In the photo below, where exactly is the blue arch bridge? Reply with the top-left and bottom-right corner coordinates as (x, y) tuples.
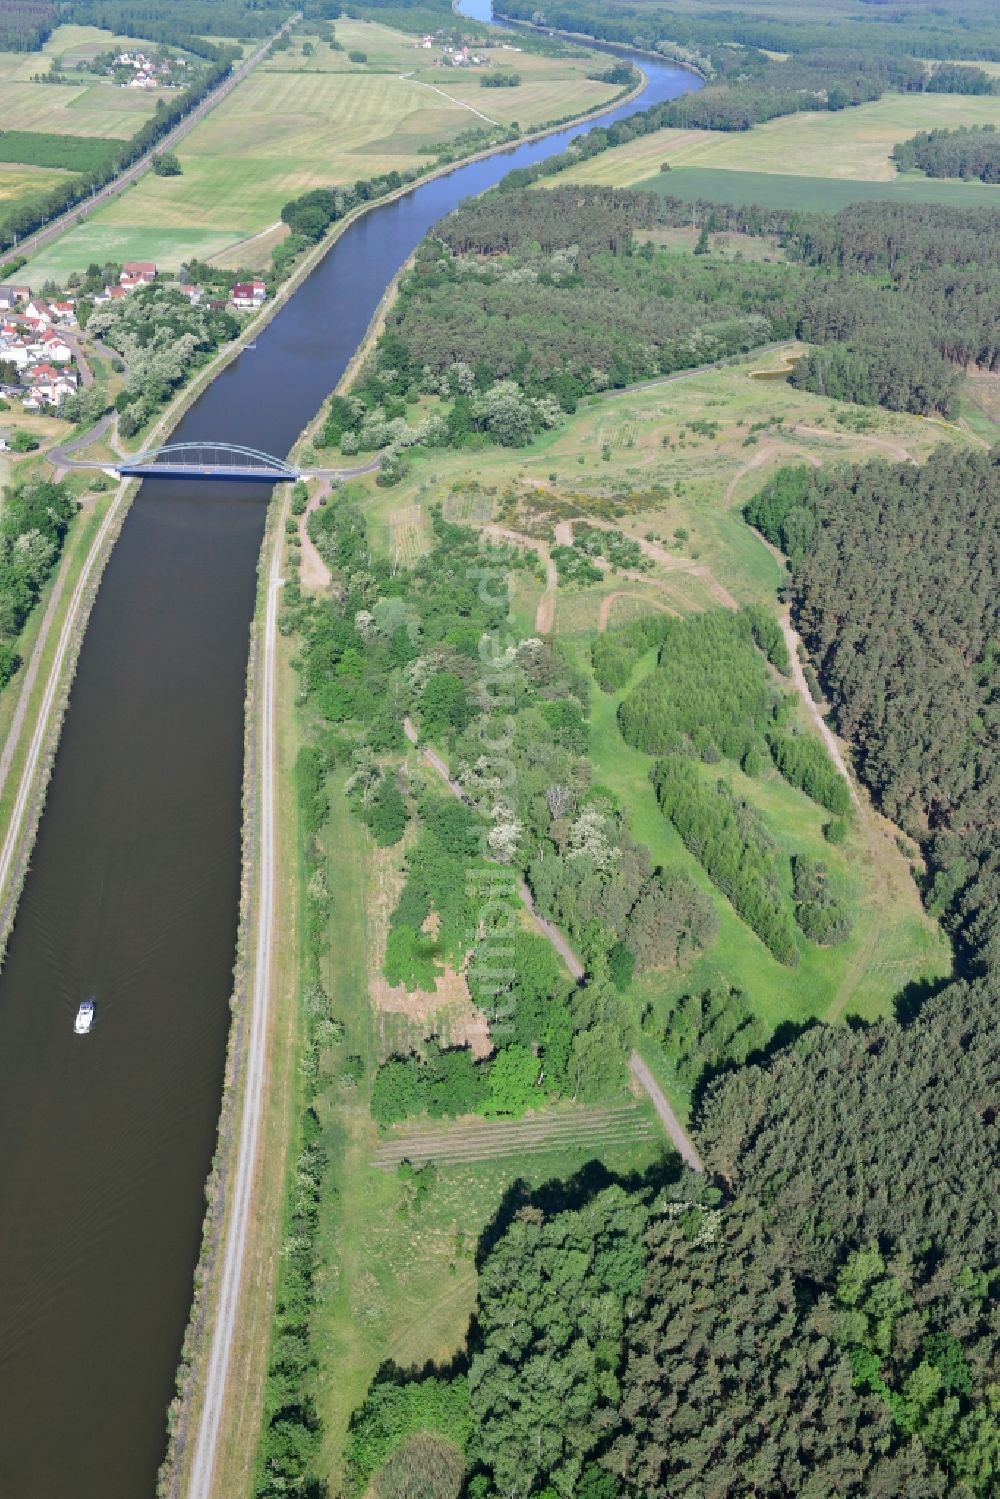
(114, 442), (302, 483)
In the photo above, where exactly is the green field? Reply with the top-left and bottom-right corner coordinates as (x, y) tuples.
(359, 352), (969, 611)
(0, 77), (167, 138)
(552, 90), (1000, 187)
(584, 652), (949, 1066)
(639, 166), (1000, 212)
(20, 17), (620, 283)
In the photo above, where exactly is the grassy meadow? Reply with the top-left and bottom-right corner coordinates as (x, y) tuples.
(20, 18), (619, 284)
(548, 89), (1000, 198)
(358, 348), (970, 611)
(336, 347), (963, 1098)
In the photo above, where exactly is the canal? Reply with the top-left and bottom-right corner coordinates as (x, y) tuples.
(0, 16), (699, 1497)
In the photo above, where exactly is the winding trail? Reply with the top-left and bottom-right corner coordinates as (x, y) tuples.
(187, 495), (286, 1499)
(402, 717), (703, 1169)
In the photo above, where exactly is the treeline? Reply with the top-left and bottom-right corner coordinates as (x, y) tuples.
(499, 0), (1000, 63)
(746, 448), (1000, 976)
(479, 69), (519, 88)
(55, 0), (290, 47)
(0, 0), (54, 50)
(0, 476), (77, 693)
(893, 124), (1000, 183)
(653, 758), (800, 964)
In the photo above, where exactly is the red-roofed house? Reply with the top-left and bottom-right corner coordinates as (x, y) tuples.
(40, 329), (73, 362)
(230, 278), (266, 310)
(120, 261), (157, 290)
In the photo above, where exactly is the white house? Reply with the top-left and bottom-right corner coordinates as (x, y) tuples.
(230, 278), (266, 310)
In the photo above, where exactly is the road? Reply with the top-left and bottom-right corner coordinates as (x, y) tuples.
(401, 718), (704, 1169)
(0, 481), (131, 921)
(11, 16), (298, 264)
(186, 494), (285, 1499)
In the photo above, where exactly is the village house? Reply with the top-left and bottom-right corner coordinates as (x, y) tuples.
(176, 284), (203, 304)
(50, 300), (77, 324)
(39, 329), (73, 363)
(24, 297), (53, 326)
(0, 286), (30, 311)
(24, 363), (78, 409)
(230, 278), (266, 310)
(120, 261), (157, 290)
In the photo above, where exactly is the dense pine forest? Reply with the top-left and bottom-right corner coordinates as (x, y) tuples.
(893, 125), (1000, 182)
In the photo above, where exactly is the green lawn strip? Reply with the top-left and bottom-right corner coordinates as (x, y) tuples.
(639, 165), (1000, 212)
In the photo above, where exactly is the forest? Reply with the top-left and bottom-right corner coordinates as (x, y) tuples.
(499, 0), (1000, 63)
(332, 185), (1000, 480)
(745, 447), (1000, 978)
(893, 124), (1000, 182)
(349, 974), (1000, 1499)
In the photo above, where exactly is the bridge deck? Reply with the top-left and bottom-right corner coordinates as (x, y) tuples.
(116, 464), (297, 483)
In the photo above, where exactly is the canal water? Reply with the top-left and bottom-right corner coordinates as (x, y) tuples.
(0, 15), (698, 1497)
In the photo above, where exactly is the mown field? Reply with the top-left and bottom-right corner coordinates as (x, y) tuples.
(21, 18), (619, 284)
(551, 89), (1000, 187)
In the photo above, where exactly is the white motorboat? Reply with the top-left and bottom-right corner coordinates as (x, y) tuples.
(74, 999), (95, 1036)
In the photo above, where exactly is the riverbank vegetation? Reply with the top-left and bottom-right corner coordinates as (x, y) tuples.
(0, 473), (76, 690)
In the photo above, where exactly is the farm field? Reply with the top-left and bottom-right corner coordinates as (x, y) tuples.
(550, 90), (1000, 186)
(20, 19), (619, 284)
(639, 167), (1000, 212)
(0, 73), (168, 137)
(0, 162), (75, 216)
